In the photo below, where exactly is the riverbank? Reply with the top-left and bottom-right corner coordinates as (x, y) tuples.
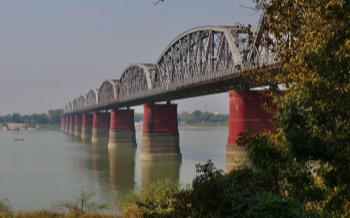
(0, 123), (59, 131)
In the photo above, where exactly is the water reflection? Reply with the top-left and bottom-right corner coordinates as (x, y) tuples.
(79, 140), (137, 198)
(140, 160), (181, 187)
(70, 134), (181, 197)
(108, 148), (136, 193)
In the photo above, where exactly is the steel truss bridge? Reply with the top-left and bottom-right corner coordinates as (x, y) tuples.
(62, 14), (280, 115)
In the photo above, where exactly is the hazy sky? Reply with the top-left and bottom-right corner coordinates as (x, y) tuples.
(0, 0), (260, 115)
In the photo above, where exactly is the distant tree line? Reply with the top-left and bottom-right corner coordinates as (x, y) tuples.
(134, 113), (144, 122)
(134, 110), (229, 124)
(0, 109), (63, 124)
(0, 110), (228, 125)
(178, 110), (229, 124)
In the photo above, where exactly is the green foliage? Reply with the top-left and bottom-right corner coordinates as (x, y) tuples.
(208, 114), (229, 124)
(171, 160), (313, 218)
(178, 110), (229, 125)
(0, 109), (62, 124)
(134, 113), (144, 122)
(238, 0), (350, 216)
(191, 110), (202, 119)
(199, 112), (213, 123)
(119, 179), (180, 218)
(0, 109), (63, 124)
(48, 109), (63, 124)
(247, 192), (317, 218)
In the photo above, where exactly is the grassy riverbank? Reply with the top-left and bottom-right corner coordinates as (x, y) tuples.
(0, 211), (117, 218)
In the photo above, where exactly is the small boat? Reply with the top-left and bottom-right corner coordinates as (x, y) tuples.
(15, 139), (25, 141)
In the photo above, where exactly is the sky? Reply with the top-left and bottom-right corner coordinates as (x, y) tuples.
(0, 0), (261, 115)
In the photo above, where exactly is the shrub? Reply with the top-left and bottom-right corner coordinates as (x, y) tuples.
(119, 179), (179, 218)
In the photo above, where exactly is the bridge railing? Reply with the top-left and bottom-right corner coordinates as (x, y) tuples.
(64, 54), (279, 114)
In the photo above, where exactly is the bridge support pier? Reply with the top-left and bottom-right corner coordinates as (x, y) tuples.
(108, 109), (137, 149)
(74, 115), (82, 137)
(81, 114), (93, 141)
(60, 117), (64, 131)
(91, 111), (110, 144)
(69, 115), (75, 135)
(65, 116), (69, 133)
(140, 104), (181, 161)
(226, 90), (274, 172)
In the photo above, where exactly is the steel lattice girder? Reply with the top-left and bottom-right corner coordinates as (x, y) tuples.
(63, 22), (282, 115)
(86, 88), (99, 107)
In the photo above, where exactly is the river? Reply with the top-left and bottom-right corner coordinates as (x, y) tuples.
(0, 129), (227, 210)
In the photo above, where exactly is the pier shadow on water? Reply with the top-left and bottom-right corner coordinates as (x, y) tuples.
(140, 160), (182, 187)
(70, 135), (181, 197)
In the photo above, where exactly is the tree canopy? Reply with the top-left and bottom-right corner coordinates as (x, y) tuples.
(153, 0), (349, 216)
(237, 0), (350, 216)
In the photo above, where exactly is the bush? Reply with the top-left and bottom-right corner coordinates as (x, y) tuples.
(52, 191), (109, 214)
(119, 179), (179, 218)
(171, 160), (315, 218)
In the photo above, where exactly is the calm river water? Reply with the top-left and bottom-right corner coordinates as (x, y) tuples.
(0, 129), (227, 210)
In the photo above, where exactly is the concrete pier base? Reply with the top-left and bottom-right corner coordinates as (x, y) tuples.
(60, 117), (64, 131)
(91, 112), (110, 144)
(68, 115), (75, 135)
(226, 90), (274, 172)
(65, 117), (69, 133)
(141, 133), (181, 161)
(226, 143), (247, 171)
(74, 115), (82, 137)
(92, 128), (109, 143)
(81, 114), (93, 141)
(108, 129), (137, 148)
(108, 109), (137, 149)
(140, 104), (181, 161)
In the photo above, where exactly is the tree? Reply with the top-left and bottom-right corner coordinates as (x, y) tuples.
(1, 114), (11, 123)
(199, 112), (213, 123)
(48, 109), (63, 124)
(134, 113), (144, 122)
(237, 0), (350, 216)
(191, 110), (202, 119)
(30, 113), (49, 124)
(209, 114), (229, 124)
(172, 161), (312, 218)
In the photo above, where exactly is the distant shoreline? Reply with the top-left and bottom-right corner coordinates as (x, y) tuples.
(1, 123), (227, 131)
(0, 123), (59, 131)
(135, 124), (228, 130)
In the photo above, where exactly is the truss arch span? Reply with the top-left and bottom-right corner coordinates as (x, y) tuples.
(68, 101), (73, 112)
(77, 94), (87, 109)
(118, 64), (157, 98)
(99, 80), (118, 104)
(64, 104), (69, 113)
(86, 88), (99, 107)
(156, 26), (251, 84)
(73, 98), (79, 111)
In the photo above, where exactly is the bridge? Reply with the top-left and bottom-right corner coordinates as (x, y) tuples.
(60, 13), (281, 171)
